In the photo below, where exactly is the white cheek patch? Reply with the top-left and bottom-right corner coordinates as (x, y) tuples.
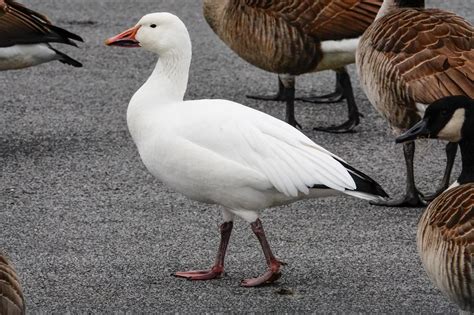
(438, 108), (465, 142)
(415, 103), (428, 118)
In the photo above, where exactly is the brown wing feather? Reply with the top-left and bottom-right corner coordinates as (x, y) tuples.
(368, 9), (474, 104)
(0, 254), (25, 315)
(0, 0), (81, 47)
(0, 0), (50, 46)
(243, 0), (383, 40)
(5, 0), (51, 23)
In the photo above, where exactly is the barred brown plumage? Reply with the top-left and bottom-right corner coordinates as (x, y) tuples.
(203, 0), (383, 132)
(356, 0), (474, 207)
(418, 184), (474, 313)
(205, 0), (383, 73)
(396, 95), (474, 313)
(0, 253), (25, 315)
(359, 9), (474, 130)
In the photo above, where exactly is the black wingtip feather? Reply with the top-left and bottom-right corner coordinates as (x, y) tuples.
(47, 24), (84, 44)
(336, 158), (389, 198)
(50, 48), (82, 67)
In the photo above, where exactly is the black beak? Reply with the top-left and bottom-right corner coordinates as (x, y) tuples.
(396, 119), (431, 143)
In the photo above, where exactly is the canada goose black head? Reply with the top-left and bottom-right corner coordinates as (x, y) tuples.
(396, 96), (474, 144)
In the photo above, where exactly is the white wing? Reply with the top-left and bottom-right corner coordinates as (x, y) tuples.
(175, 99), (356, 198)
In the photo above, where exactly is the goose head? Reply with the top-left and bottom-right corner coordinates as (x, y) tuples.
(396, 96), (474, 144)
(105, 12), (191, 56)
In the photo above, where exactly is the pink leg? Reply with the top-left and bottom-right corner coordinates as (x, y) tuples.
(241, 219), (285, 287)
(175, 221), (233, 281)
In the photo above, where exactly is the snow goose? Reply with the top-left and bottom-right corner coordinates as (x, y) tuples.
(0, 252), (24, 315)
(0, 0), (83, 70)
(203, 0), (383, 132)
(356, 0), (474, 206)
(105, 12), (388, 287)
(396, 96), (474, 313)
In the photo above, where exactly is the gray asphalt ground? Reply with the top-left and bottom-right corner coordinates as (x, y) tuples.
(1, 0), (473, 313)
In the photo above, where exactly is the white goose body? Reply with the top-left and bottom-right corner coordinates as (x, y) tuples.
(127, 48), (380, 218)
(106, 12), (387, 286)
(129, 98), (354, 212)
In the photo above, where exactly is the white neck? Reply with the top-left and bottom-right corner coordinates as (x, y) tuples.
(140, 47), (192, 103)
(127, 42), (192, 145)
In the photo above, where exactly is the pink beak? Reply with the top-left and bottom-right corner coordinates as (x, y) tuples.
(105, 25), (141, 47)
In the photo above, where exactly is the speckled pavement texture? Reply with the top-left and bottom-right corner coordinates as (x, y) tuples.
(1, 0), (472, 313)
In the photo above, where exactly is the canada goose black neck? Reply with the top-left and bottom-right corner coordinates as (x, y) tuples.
(458, 143), (474, 184)
(376, 0), (424, 19)
(394, 0), (424, 8)
(434, 97), (474, 185)
(458, 127), (474, 185)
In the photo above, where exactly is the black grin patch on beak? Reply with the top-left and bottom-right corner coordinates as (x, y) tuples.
(110, 40), (140, 47)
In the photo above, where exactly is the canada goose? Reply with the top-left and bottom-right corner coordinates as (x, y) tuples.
(0, 0), (83, 70)
(203, 0), (383, 132)
(105, 12), (388, 287)
(396, 96), (474, 314)
(356, 0), (474, 206)
(0, 252), (25, 315)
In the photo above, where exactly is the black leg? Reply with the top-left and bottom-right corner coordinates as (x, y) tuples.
(247, 75), (287, 101)
(298, 70), (345, 103)
(282, 77), (301, 129)
(313, 68), (361, 134)
(424, 142), (458, 201)
(247, 75), (301, 128)
(371, 141), (426, 207)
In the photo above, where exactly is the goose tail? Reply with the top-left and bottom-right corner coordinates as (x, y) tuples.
(336, 158), (389, 201)
(51, 47), (83, 67)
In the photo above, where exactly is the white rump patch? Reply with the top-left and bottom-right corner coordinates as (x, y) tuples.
(318, 38), (359, 71)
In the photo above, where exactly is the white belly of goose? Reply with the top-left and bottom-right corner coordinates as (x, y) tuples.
(0, 44), (57, 70)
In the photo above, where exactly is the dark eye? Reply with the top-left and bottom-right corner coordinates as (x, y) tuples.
(150, 24), (157, 28)
(441, 109), (449, 116)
